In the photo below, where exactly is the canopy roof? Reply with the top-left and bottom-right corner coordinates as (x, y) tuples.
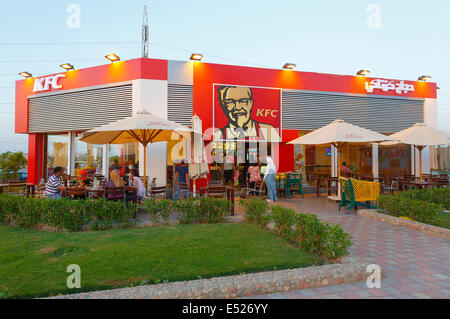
(381, 123), (450, 146)
(287, 119), (396, 145)
(80, 111), (193, 145)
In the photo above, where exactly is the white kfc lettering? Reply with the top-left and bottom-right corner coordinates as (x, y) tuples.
(33, 74), (66, 93)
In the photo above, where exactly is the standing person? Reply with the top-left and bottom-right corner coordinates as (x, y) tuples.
(45, 166), (64, 199)
(223, 153), (234, 185)
(247, 162), (261, 189)
(174, 160), (189, 200)
(263, 155), (278, 202)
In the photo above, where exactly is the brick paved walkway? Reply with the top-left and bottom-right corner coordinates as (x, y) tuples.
(243, 196), (450, 299)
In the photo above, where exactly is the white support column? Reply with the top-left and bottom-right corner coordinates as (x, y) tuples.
(372, 143), (379, 180)
(331, 144), (337, 177)
(132, 79), (168, 187)
(67, 131), (76, 175)
(102, 144), (109, 178)
(422, 98), (438, 175)
(411, 145), (417, 177)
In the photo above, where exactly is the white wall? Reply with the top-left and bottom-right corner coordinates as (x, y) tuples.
(419, 98), (438, 175)
(132, 79), (168, 186)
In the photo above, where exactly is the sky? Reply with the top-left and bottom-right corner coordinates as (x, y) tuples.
(0, 0), (449, 153)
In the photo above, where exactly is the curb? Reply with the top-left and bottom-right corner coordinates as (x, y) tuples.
(48, 257), (373, 299)
(358, 209), (450, 240)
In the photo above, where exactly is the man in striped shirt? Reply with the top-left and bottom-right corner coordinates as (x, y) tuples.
(45, 166), (64, 199)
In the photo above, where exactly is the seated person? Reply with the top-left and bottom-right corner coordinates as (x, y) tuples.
(340, 161), (353, 177)
(75, 169), (90, 187)
(126, 169), (145, 202)
(104, 170), (125, 200)
(45, 166), (64, 199)
(109, 160), (121, 173)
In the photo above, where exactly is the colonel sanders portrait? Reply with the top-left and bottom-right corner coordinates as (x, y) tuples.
(213, 86), (280, 141)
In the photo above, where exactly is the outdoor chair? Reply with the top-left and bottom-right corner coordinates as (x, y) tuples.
(327, 177), (339, 196)
(104, 186), (126, 201)
(36, 178), (47, 198)
(285, 173), (303, 198)
(148, 185), (167, 199)
(240, 180), (264, 198)
(381, 178), (399, 195)
(174, 182), (191, 200)
(206, 185), (227, 199)
(338, 177), (379, 213)
(207, 179), (224, 186)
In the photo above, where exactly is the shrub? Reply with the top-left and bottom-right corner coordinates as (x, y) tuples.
(240, 198), (271, 226)
(0, 194), (135, 232)
(270, 205), (296, 239)
(144, 199), (174, 224)
(173, 197), (231, 224)
(240, 200), (352, 259)
(199, 196), (231, 224)
(378, 191), (444, 224)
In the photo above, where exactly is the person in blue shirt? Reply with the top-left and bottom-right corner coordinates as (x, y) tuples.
(174, 160), (189, 200)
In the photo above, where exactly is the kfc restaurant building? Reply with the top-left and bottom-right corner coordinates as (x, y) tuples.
(15, 58), (437, 186)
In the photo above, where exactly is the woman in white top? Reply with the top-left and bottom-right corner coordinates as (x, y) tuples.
(262, 155), (278, 202)
(127, 168), (145, 201)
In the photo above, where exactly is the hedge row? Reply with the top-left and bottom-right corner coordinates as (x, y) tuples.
(378, 188), (448, 224)
(0, 194), (135, 232)
(144, 197), (231, 225)
(240, 199), (352, 259)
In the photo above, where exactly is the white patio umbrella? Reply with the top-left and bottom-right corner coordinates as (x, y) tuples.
(287, 119), (396, 195)
(188, 115), (209, 197)
(381, 123), (450, 181)
(80, 110), (192, 186)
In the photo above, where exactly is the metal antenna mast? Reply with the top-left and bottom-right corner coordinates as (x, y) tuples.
(142, 5), (149, 58)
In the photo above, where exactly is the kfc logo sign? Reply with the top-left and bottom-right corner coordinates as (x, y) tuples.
(213, 85), (281, 141)
(33, 74), (66, 93)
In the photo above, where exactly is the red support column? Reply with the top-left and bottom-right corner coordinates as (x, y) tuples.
(27, 133), (43, 185)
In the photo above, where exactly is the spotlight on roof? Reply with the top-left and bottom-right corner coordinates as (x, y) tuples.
(18, 71), (32, 78)
(105, 53), (120, 62)
(190, 53), (203, 61)
(60, 63), (74, 71)
(418, 75), (432, 82)
(283, 63), (296, 70)
(357, 69), (371, 76)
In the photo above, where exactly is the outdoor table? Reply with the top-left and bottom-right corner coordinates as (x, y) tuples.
(408, 181), (437, 190)
(315, 177), (327, 198)
(199, 186), (235, 215)
(87, 187), (104, 199)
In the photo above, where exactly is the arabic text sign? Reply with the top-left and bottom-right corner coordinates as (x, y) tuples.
(365, 79), (414, 95)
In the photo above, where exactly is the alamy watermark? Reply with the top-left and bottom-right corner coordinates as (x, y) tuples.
(366, 4), (381, 29)
(66, 4), (81, 29)
(366, 264), (382, 288)
(66, 264), (81, 289)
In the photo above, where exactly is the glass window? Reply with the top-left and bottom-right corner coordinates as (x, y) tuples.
(379, 145), (411, 178)
(108, 143), (139, 176)
(304, 144), (332, 181)
(74, 134), (103, 177)
(46, 134), (68, 177)
(340, 144), (373, 178)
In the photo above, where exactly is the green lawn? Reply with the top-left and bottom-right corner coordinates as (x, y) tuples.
(432, 212), (450, 229)
(0, 223), (322, 298)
